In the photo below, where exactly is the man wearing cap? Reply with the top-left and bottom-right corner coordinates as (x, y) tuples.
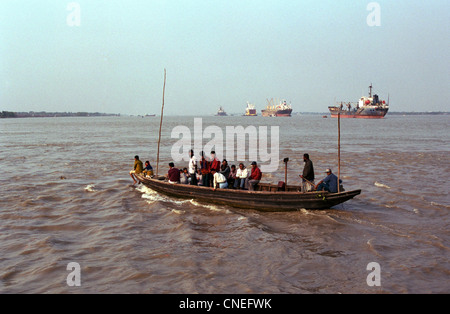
(247, 161), (262, 191)
(315, 168), (341, 193)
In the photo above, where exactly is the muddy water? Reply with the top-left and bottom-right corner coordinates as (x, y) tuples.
(0, 115), (448, 293)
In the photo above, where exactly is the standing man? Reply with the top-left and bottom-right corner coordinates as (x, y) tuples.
(130, 155), (143, 185)
(300, 153), (315, 192)
(209, 151), (221, 187)
(200, 151), (211, 187)
(188, 149), (198, 185)
(247, 161), (262, 191)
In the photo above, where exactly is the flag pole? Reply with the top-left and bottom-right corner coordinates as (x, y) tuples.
(156, 68), (166, 178)
(337, 111), (341, 193)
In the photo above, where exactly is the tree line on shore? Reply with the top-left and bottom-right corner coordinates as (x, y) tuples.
(1, 111), (120, 118)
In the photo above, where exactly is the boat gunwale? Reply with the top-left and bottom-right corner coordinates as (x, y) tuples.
(136, 174), (361, 197)
(136, 175), (361, 211)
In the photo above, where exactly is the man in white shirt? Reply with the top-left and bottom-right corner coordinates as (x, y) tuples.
(234, 163), (248, 189)
(211, 169), (228, 191)
(188, 149), (198, 185)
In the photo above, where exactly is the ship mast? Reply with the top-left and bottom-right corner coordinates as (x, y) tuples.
(369, 84), (373, 98)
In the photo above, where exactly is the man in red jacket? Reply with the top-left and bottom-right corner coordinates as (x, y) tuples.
(247, 161), (262, 191)
(166, 162), (180, 184)
(209, 151), (221, 187)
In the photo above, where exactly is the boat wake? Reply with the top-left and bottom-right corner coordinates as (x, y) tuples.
(366, 238), (382, 257)
(430, 201), (450, 209)
(137, 185), (229, 214)
(138, 185), (188, 205)
(374, 181), (391, 189)
(189, 200), (230, 214)
(84, 184), (96, 192)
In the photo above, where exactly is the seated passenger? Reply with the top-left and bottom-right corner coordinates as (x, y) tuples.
(211, 169), (228, 190)
(247, 161), (262, 191)
(234, 163), (248, 189)
(197, 170), (203, 186)
(315, 168), (342, 193)
(228, 165), (237, 188)
(130, 155), (143, 185)
(180, 168), (189, 184)
(220, 159), (231, 179)
(143, 161), (154, 177)
(166, 162), (180, 184)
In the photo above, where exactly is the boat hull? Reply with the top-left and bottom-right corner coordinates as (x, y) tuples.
(136, 175), (361, 212)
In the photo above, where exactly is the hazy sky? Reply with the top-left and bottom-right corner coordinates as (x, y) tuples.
(0, 0), (449, 115)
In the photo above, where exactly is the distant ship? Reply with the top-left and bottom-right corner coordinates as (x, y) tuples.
(261, 99), (292, 117)
(243, 102), (257, 116)
(328, 85), (389, 119)
(215, 106), (228, 116)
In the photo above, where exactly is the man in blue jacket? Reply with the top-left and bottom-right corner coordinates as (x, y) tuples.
(315, 168), (341, 193)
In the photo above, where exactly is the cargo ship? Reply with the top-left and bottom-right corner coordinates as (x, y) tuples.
(261, 99), (292, 117)
(328, 85), (389, 119)
(215, 106), (227, 116)
(243, 102), (257, 116)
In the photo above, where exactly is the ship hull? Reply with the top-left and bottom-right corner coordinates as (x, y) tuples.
(244, 109), (257, 116)
(261, 110), (272, 117)
(276, 109), (292, 117)
(328, 107), (388, 119)
(261, 109), (292, 117)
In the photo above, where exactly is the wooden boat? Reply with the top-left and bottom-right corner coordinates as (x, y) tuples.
(141, 70), (361, 212)
(135, 174), (361, 212)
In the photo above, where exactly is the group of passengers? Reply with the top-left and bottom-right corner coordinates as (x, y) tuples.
(167, 150), (262, 191)
(130, 152), (341, 193)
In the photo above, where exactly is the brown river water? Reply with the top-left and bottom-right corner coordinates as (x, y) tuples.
(0, 115), (448, 293)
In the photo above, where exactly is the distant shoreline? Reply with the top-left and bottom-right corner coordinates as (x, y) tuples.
(297, 112), (449, 116)
(0, 111), (121, 118)
(1, 110), (448, 118)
